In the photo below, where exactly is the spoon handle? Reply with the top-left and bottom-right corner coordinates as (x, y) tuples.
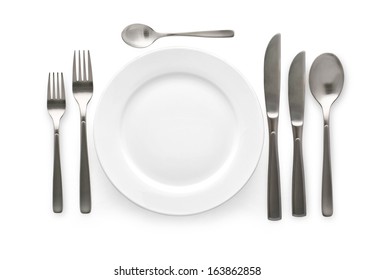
(166, 30), (234, 38)
(322, 123), (333, 216)
(292, 126), (306, 217)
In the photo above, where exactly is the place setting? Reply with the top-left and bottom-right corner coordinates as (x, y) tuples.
(47, 24), (344, 219)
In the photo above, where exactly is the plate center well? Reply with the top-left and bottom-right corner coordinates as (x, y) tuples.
(121, 73), (238, 187)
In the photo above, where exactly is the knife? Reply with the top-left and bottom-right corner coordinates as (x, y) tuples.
(288, 51), (306, 217)
(264, 34), (281, 220)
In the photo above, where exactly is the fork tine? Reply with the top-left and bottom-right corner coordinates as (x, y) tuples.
(73, 51), (77, 82)
(78, 50), (82, 81)
(83, 50), (87, 81)
(57, 73), (60, 99)
(52, 73), (56, 99)
(87, 50), (93, 81)
(47, 73), (52, 100)
(61, 73), (65, 100)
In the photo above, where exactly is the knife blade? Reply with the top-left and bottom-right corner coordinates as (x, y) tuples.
(289, 52), (305, 126)
(264, 34), (281, 220)
(264, 34), (281, 118)
(288, 51), (306, 217)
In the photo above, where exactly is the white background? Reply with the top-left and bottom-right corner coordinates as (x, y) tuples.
(0, 0), (372, 279)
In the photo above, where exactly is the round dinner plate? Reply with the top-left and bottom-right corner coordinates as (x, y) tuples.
(94, 48), (264, 215)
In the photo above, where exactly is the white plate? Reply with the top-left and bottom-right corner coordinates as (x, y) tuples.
(94, 48), (264, 215)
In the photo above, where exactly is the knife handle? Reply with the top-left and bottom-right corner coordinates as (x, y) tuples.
(267, 117), (282, 220)
(292, 126), (306, 217)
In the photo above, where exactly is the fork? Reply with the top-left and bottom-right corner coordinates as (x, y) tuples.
(72, 50), (93, 214)
(47, 73), (66, 213)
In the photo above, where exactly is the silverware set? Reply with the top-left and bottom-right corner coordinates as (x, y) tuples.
(264, 34), (344, 220)
(47, 50), (94, 213)
(47, 26), (344, 218)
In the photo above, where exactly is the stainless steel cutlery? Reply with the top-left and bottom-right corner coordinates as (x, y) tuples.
(264, 34), (282, 221)
(309, 53), (344, 217)
(264, 32), (344, 218)
(45, 33), (343, 218)
(72, 50), (94, 214)
(47, 73), (66, 213)
(121, 24), (234, 48)
(288, 52), (306, 217)
(47, 51), (94, 214)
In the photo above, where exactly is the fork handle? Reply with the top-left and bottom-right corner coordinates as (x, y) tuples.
(53, 133), (63, 213)
(80, 120), (91, 213)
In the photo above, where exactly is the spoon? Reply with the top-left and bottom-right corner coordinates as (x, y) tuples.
(309, 53), (344, 217)
(121, 24), (234, 48)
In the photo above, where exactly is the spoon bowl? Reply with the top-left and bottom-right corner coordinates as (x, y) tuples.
(309, 53), (344, 110)
(121, 24), (160, 48)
